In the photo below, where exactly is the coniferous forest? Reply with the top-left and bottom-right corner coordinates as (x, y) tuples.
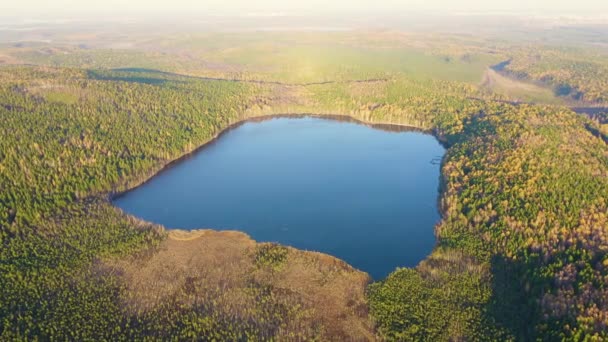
(1, 17), (608, 341)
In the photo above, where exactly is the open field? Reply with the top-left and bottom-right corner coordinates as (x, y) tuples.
(480, 68), (566, 105)
(0, 31), (504, 84)
(108, 229), (374, 340)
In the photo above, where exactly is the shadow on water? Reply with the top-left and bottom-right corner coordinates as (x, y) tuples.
(111, 114), (430, 201)
(246, 114), (428, 134)
(111, 114), (445, 279)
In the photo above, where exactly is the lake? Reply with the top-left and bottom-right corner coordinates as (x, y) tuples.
(113, 116), (445, 279)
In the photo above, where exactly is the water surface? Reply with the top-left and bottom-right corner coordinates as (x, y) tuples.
(114, 116), (445, 279)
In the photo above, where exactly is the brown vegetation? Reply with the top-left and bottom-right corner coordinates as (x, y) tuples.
(107, 229), (375, 341)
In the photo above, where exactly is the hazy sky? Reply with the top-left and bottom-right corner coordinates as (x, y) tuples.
(2, 0), (608, 17)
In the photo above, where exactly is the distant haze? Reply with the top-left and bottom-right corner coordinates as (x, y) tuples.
(2, 0), (608, 18)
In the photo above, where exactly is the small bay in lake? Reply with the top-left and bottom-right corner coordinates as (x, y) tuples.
(113, 116), (445, 279)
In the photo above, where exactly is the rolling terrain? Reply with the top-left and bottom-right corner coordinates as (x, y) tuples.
(1, 29), (607, 340)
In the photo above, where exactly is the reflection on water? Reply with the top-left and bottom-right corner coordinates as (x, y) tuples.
(114, 116), (446, 279)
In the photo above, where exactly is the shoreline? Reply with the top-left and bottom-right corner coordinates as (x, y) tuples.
(107, 111), (449, 280)
(109, 112), (439, 202)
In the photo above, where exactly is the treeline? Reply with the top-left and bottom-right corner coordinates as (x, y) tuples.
(240, 72), (608, 339)
(1, 64), (608, 340)
(0, 67), (256, 227)
(503, 47), (608, 104)
(1, 66), (374, 340)
(295, 79), (608, 340)
(0, 66), (277, 340)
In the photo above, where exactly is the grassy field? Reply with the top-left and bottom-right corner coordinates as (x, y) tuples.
(109, 229), (374, 340)
(1, 32), (504, 84)
(480, 68), (566, 105)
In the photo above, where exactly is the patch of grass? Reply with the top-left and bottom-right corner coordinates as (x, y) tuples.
(481, 69), (565, 105)
(106, 230), (374, 340)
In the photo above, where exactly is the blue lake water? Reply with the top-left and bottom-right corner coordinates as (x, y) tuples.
(113, 116), (445, 279)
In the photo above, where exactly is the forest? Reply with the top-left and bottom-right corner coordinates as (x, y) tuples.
(0, 30), (608, 341)
(501, 47), (608, 104)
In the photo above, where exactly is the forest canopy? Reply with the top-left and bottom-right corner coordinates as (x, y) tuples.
(1, 30), (608, 340)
